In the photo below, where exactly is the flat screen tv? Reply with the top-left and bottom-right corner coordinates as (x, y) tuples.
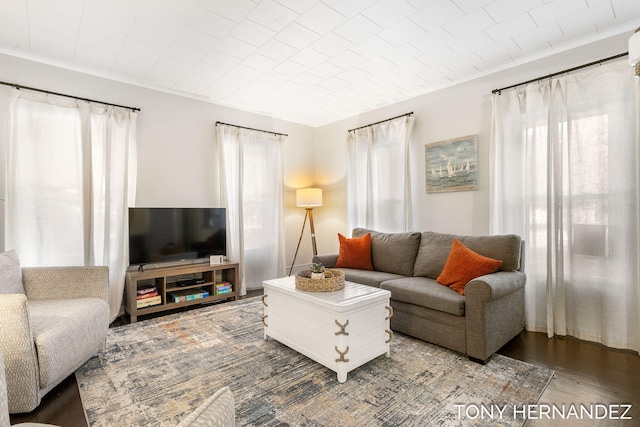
(128, 208), (226, 266)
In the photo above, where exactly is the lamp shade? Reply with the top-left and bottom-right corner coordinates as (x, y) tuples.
(296, 188), (323, 207)
(630, 28), (640, 76)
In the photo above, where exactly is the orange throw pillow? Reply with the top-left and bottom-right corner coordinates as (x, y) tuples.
(334, 232), (374, 270)
(436, 238), (502, 295)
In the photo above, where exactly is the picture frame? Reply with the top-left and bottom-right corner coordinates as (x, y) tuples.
(425, 134), (478, 193)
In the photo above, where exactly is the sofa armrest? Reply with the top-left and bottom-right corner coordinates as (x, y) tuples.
(312, 254), (339, 269)
(0, 294), (40, 413)
(22, 266), (109, 302)
(464, 271), (526, 362)
(465, 271), (526, 301)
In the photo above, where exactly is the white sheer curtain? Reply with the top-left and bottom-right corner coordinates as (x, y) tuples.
(490, 60), (640, 352)
(347, 115), (414, 233)
(216, 124), (285, 294)
(3, 87), (137, 322)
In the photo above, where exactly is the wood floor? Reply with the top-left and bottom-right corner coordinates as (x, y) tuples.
(10, 297), (639, 427)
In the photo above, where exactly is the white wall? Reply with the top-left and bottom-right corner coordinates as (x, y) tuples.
(0, 53), (316, 271)
(313, 32), (632, 255)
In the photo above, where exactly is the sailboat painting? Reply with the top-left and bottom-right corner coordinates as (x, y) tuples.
(425, 135), (478, 193)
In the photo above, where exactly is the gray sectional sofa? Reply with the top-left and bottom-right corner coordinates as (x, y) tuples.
(313, 228), (526, 363)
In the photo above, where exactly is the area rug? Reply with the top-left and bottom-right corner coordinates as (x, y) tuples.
(76, 297), (553, 426)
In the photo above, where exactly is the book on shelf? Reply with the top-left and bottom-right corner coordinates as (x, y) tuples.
(137, 286), (157, 296)
(136, 295), (162, 308)
(168, 288), (210, 303)
(215, 282), (233, 295)
(136, 291), (159, 300)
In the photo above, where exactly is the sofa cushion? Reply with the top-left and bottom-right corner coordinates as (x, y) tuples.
(352, 228), (422, 276)
(0, 250), (24, 295)
(436, 239), (502, 295)
(336, 268), (405, 288)
(413, 232), (522, 279)
(28, 298), (109, 388)
(335, 233), (374, 270)
(380, 277), (465, 316)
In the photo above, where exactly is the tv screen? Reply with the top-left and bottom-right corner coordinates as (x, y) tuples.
(128, 208), (226, 266)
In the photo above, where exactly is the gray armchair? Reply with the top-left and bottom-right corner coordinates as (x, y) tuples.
(0, 252), (109, 414)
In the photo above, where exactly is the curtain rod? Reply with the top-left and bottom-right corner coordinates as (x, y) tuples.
(215, 121), (288, 137)
(348, 112), (414, 133)
(492, 52), (628, 94)
(0, 80), (141, 111)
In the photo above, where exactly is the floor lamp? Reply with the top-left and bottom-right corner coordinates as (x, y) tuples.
(289, 188), (322, 276)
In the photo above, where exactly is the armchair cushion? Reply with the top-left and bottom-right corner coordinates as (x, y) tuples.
(29, 299), (109, 389)
(0, 250), (24, 295)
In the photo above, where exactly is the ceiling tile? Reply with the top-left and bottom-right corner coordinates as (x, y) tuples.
(443, 8), (496, 39)
(128, 22), (174, 49)
(28, 7), (80, 38)
(119, 38), (164, 62)
(186, 7), (236, 39)
(362, 0), (417, 28)
(272, 59), (309, 77)
(512, 23), (562, 52)
(485, 13), (538, 42)
(448, 32), (495, 55)
(242, 53), (279, 72)
(276, 22), (321, 50)
(214, 37), (257, 59)
(296, 3), (348, 35)
(484, 0), (544, 23)
(475, 38), (521, 64)
(258, 38), (298, 62)
(84, 0), (139, 26)
(452, 0), (494, 14)
(411, 0), (464, 31)
(274, 0), (317, 15)
(358, 56), (395, 74)
(333, 14), (381, 44)
(337, 67), (370, 83)
(135, 1), (187, 34)
(380, 43), (423, 64)
(259, 69), (292, 86)
(309, 33), (353, 56)
(611, 0), (640, 17)
(290, 47), (328, 68)
(529, 0), (589, 27)
(198, 0), (256, 23)
(318, 76), (349, 91)
(350, 36), (393, 59)
(328, 49), (367, 69)
(111, 54), (155, 80)
(173, 63), (226, 92)
(80, 12), (131, 42)
(377, 17), (427, 46)
(73, 44), (118, 70)
(201, 50), (242, 70)
(321, 0), (378, 18)
(28, 0), (84, 21)
(76, 29), (123, 55)
(410, 27), (456, 53)
(165, 42), (207, 64)
(248, 0), (299, 32)
(230, 20), (276, 47)
(144, 65), (183, 87)
(174, 27), (220, 53)
(306, 61), (344, 78)
(557, 3), (616, 38)
(149, 0), (199, 18)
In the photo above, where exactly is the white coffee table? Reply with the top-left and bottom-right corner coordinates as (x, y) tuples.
(262, 276), (393, 383)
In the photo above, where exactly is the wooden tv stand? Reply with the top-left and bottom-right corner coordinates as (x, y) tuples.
(125, 262), (239, 322)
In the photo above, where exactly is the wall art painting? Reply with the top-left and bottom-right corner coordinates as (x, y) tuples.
(425, 135), (478, 193)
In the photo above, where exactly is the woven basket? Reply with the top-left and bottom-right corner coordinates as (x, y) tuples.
(295, 269), (345, 292)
